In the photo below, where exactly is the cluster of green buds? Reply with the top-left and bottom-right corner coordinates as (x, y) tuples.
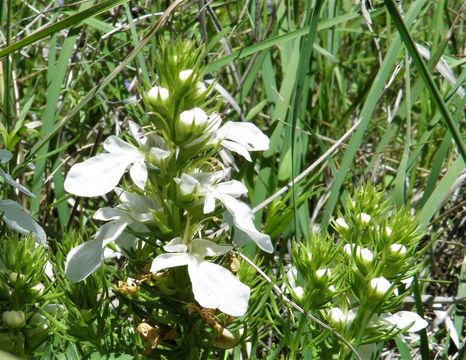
(63, 40), (272, 354)
(0, 237), (56, 356)
(290, 185), (427, 357)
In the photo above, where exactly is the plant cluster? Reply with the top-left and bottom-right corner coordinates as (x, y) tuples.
(62, 40), (272, 356)
(289, 185), (428, 358)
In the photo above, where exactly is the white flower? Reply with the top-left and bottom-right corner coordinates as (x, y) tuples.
(212, 120), (269, 161)
(175, 172), (273, 253)
(150, 237), (250, 316)
(65, 189), (158, 282)
(65, 124), (149, 196)
(377, 311), (428, 332)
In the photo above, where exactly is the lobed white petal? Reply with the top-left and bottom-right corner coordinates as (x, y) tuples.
(0, 200), (46, 244)
(150, 253), (192, 273)
(129, 161), (148, 190)
(65, 239), (104, 283)
(188, 260), (250, 317)
(64, 152), (133, 197)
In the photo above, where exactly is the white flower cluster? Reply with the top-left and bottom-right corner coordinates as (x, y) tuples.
(64, 70), (272, 317)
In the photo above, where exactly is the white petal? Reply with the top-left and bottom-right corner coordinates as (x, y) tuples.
(130, 161), (148, 190)
(0, 168), (35, 197)
(220, 195), (273, 253)
(191, 238), (232, 258)
(218, 122), (269, 151)
(150, 147), (170, 162)
(0, 200), (46, 244)
(150, 253), (192, 273)
(93, 207), (125, 221)
(65, 239), (104, 282)
(175, 173), (200, 196)
(383, 311), (428, 332)
(203, 191), (216, 213)
(222, 139), (252, 161)
(163, 237), (188, 253)
(64, 153), (133, 197)
(188, 261), (250, 316)
(115, 188), (160, 213)
(94, 220), (128, 247)
(214, 180), (248, 197)
(103, 136), (141, 157)
(128, 121), (148, 147)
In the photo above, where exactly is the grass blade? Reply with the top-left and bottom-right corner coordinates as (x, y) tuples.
(384, 0), (466, 162)
(0, 0), (131, 58)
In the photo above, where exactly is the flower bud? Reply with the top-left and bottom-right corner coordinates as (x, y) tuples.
(179, 69), (193, 81)
(197, 82), (207, 95)
(147, 85), (169, 105)
(355, 247), (374, 271)
(176, 108), (208, 141)
(31, 283), (45, 296)
(2, 310), (26, 329)
(385, 227), (392, 237)
(334, 217), (349, 232)
(327, 308), (346, 331)
(357, 213), (371, 226)
(367, 277), (391, 304)
(388, 243), (407, 258)
(343, 243), (356, 256)
(179, 108), (208, 128)
(314, 268), (331, 286)
(292, 286), (304, 301)
(9, 272), (24, 284)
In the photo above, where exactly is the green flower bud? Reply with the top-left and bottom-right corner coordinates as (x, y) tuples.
(292, 286), (304, 301)
(356, 213), (371, 226)
(196, 82), (207, 95)
(179, 69), (194, 82)
(355, 247), (374, 272)
(327, 307), (346, 332)
(2, 310), (26, 329)
(31, 283), (45, 296)
(367, 277), (391, 304)
(314, 268), (331, 286)
(388, 243), (407, 258)
(385, 226), (392, 237)
(334, 217), (349, 232)
(343, 243), (356, 256)
(147, 85), (169, 106)
(9, 272), (24, 284)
